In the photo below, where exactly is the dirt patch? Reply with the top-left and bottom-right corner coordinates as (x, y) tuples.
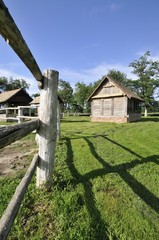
(0, 139), (37, 177)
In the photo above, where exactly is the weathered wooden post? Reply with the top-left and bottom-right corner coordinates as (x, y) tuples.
(29, 107), (31, 117)
(5, 108), (8, 121)
(36, 69), (58, 187)
(18, 106), (23, 123)
(14, 108), (16, 118)
(57, 100), (61, 140)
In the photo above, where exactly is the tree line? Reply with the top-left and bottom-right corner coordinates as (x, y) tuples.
(0, 77), (30, 93)
(1, 51), (159, 115)
(58, 51), (159, 115)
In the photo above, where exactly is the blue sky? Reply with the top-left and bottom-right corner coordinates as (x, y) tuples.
(0, 0), (159, 95)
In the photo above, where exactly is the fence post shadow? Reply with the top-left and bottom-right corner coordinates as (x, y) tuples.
(65, 137), (110, 240)
(84, 136), (159, 214)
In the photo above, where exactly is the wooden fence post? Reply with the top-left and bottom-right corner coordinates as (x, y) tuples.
(29, 107), (31, 117)
(18, 106), (23, 123)
(36, 69), (58, 187)
(57, 100), (61, 140)
(5, 108), (8, 119)
(0, 154), (39, 240)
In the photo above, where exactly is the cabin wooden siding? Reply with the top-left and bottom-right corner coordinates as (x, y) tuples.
(92, 96), (127, 116)
(92, 81), (123, 97)
(88, 76), (143, 123)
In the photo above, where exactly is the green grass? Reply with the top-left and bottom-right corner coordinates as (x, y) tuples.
(1, 116), (159, 239)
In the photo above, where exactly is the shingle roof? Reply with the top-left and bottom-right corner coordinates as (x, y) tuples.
(87, 75), (144, 102)
(0, 88), (22, 103)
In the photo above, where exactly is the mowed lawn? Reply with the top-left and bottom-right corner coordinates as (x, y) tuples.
(1, 116), (159, 239)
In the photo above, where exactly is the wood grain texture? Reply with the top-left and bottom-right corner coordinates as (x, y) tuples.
(57, 101), (61, 140)
(0, 154), (39, 240)
(36, 70), (58, 187)
(0, 119), (39, 149)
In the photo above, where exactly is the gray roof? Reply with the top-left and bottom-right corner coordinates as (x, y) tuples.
(87, 75), (144, 102)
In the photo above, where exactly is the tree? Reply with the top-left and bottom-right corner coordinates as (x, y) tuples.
(92, 79), (102, 89)
(0, 77), (8, 93)
(58, 79), (73, 112)
(7, 78), (30, 90)
(107, 69), (136, 91)
(0, 76), (30, 93)
(129, 51), (159, 116)
(74, 82), (87, 112)
(73, 82), (93, 112)
(31, 93), (40, 98)
(107, 69), (129, 85)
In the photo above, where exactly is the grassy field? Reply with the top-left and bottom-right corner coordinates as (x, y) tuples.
(0, 116), (159, 239)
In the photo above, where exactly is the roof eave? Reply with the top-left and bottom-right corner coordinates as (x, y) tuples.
(87, 75), (107, 101)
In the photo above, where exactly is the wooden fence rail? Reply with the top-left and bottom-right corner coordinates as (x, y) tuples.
(0, 154), (39, 240)
(0, 105), (39, 123)
(0, 1), (59, 239)
(0, 106), (38, 110)
(0, 119), (39, 149)
(0, 1), (43, 86)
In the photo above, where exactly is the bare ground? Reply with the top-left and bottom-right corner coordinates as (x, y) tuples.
(0, 138), (37, 177)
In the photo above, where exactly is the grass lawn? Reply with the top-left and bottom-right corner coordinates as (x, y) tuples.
(0, 116), (159, 239)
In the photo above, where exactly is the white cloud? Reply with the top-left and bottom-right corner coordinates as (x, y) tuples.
(89, 6), (105, 16)
(110, 3), (121, 12)
(150, 55), (159, 62)
(59, 62), (137, 87)
(89, 3), (121, 17)
(0, 62), (137, 95)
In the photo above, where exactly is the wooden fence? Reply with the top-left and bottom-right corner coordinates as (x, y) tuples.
(0, 1), (59, 239)
(0, 105), (39, 123)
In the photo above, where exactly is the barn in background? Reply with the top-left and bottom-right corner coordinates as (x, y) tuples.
(87, 76), (144, 123)
(0, 88), (32, 108)
(0, 88), (33, 122)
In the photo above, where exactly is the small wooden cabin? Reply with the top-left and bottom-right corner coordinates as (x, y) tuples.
(0, 88), (33, 122)
(87, 76), (144, 123)
(0, 88), (32, 108)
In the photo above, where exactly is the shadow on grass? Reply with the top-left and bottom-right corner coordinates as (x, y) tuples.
(65, 138), (111, 240)
(64, 134), (159, 238)
(84, 136), (159, 213)
(140, 117), (159, 122)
